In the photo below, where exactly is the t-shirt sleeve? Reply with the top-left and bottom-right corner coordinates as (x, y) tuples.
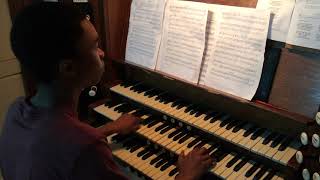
(72, 141), (129, 180)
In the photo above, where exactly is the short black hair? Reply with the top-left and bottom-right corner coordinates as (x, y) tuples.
(11, 2), (86, 83)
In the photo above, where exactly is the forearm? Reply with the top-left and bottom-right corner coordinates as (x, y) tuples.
(98, 122), (119, 136)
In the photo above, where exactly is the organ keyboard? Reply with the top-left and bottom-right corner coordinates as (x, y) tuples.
(89, 82), (303, 179)
(83, 0), (320, 179)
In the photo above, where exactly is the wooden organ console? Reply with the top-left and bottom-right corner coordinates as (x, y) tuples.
(86, 0), (320, 179)
(6, 0), (320, 179)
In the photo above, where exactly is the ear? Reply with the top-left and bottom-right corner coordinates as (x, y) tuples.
(58, 59), (76, 77)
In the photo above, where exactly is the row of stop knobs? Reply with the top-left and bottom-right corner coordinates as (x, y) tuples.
(296, 112), (320, 180)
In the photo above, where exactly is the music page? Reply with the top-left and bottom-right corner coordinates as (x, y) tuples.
(286, 0), (320, 50)
(199, 5), (220, 85)
(156, 0), (208, 83)
(203, 5), (270, 100)
(256, 0), (295, 42)
(125, 0), (167, 69)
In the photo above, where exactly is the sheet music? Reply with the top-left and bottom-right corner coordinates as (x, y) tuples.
(203, 5), (270, 100)
(256, 0), (295, 42)
(199, 6), (220, 85)
(125, 0), (167, 69)
(156, 0), (208, 83)
(286, 0), (320, 50)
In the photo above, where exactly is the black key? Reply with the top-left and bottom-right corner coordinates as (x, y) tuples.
(178, 134), (192, 144)
(216, 151), (229, 162)
(278, 137), (293, 151)
(271, 135), (286, 148)
(155, 123), (170, 132)
(204, 111), (219, 120)
(207, 143), (218, 153)
(194, 140), (207, 149)
(171, 100), (182, 108)
(122, 138), (136, 147)
(251, 128), (266, 140)
(176, 102), (187, 110)
(120, 81), (136, 88)
(173, 131), (188, 141)
(187, 137), (202, 148)
(130, 144), (144, 152)
(210, 113), (228, 123)
(168, 129), (183, 138)
(210, 148), (222, 158)
(262, 132), (278, 145)
(137, 147), (152, 157)
(119, 106), (137, 114)
(155, 158), (168, 168)
(233, 158), (249, 172)
(184, 104), (196, 113)
(226, 120), (241, 130)
(160, 126), (174, 134)
(104, 100), (120, 108)
(263, 170), (276, 180)
(243, 126), (258, 137)
(132, 109), (148, 117)
(169, 167), (179, 177)
(232, 121), (248, 133)
(245, 163), (260, 177)
(142, 150), (156, 160)
(253, 167), (268, 180)
(114, 103), (128, 111)
(142, 118), (155, 126)
(150, 153), (166, 165)
(147, 120), (160, 128)
(219, 117), (233, 127)
(160, 160), (175, 171)
(226, 154), (241, 168)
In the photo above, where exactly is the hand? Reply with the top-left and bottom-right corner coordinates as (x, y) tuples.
(176, 147), (216, 180)
(112, 113), (140, 135)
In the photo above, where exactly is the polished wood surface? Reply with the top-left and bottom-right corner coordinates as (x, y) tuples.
(269, 49), (320, 118)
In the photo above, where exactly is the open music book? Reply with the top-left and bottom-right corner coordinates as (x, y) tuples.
(125, 0), (270, 100)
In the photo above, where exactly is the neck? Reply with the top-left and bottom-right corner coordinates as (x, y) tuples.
(31, 82), (81, 113)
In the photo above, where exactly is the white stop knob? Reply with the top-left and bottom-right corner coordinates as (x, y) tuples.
(301, 132), (308, 145)
(312, 134), (320, 148)
(178, 122), (183, 127)
(313, 172), (320, 180)
(88, 86), (97, 97)
(303, 169), (310, 180)
(296, 151), (303, 164)
(171, 118), (175, 123)
(163, 115), (167, 120)
(316, 112), (320, 125)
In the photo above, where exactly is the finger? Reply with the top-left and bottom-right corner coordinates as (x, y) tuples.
(200, 154), (212, 161)
(179, 150), (186, 159)
(202, 158), (214, 168)
(197, 147), (209, 155)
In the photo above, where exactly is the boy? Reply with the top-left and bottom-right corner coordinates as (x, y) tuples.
(0, 2), (214, 180)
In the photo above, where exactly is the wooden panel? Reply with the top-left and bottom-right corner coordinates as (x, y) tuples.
(104, 0), (131, 60)
(269, 49), (320, 118)
(0, 59), (21, 78)
(0, 0), (15, 61)
(0, 74), (25, 133)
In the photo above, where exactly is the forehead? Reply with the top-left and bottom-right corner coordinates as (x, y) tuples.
(79, 19), (98, 46)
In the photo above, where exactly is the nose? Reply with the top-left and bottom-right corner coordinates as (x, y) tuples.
(98, 48), (105, 59)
